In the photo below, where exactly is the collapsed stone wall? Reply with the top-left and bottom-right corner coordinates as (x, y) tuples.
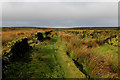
(2, 37), (31, 65)
(35, 31), (53, 41)
(2, 37), (32, 78)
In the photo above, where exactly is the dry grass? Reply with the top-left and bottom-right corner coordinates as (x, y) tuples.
(58, 30), (119, 78)
(2, 27), (119, 78)
(2, 28), (46, 50)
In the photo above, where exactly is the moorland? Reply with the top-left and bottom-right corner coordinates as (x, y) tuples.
(2, 27), (119, 79)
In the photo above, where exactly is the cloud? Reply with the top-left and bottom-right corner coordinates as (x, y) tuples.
(0, 0), (119, 2)
(2, 2), (118, 27)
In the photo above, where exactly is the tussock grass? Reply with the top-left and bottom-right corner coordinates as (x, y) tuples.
(2, 28), (119, 79)
(2, 28), (46, 50)
(58, 30), (119, 78)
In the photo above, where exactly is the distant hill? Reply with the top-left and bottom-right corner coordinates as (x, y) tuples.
(2, 27), (119, 31)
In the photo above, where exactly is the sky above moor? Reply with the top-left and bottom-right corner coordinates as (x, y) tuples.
(1, 0), (118, 28)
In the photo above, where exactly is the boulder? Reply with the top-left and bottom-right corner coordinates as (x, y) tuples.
(36, 32), (44, 41)
(45, 30), (52, 36)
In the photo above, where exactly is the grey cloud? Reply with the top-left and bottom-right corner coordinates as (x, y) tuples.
(2, 2), (118, 27)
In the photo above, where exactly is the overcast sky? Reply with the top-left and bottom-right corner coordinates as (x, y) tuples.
(1, 1), (118, 28)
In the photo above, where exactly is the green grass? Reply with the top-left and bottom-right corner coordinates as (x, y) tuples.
(29, 42), (64, 78)
(4, 30), (119, 79)
(4, 35), (85, 78)
(95, 44), (119, 74)
(96, 44), (118, 55)
(4, 39), (64, 78)
(55, 39), (86, 78)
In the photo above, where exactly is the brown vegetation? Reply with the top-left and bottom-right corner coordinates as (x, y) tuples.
(2, 27), (47, 50)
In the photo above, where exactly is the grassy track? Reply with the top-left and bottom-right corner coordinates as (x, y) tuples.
(28, 41), (64, 78)
(4, 35), (85, 78)
(55, 39), (86, 78)
(2, 28), (119, 79)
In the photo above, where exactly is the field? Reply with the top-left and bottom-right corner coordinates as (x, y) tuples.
(2, 27), (120, 79)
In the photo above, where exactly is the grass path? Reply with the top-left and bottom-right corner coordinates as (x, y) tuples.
(4, 36), (86, 78)
(27, 35), (86, 78)
(4, 41), (64, 78)
(55, 39), (86, 78)
(28, 41), (64, 78)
